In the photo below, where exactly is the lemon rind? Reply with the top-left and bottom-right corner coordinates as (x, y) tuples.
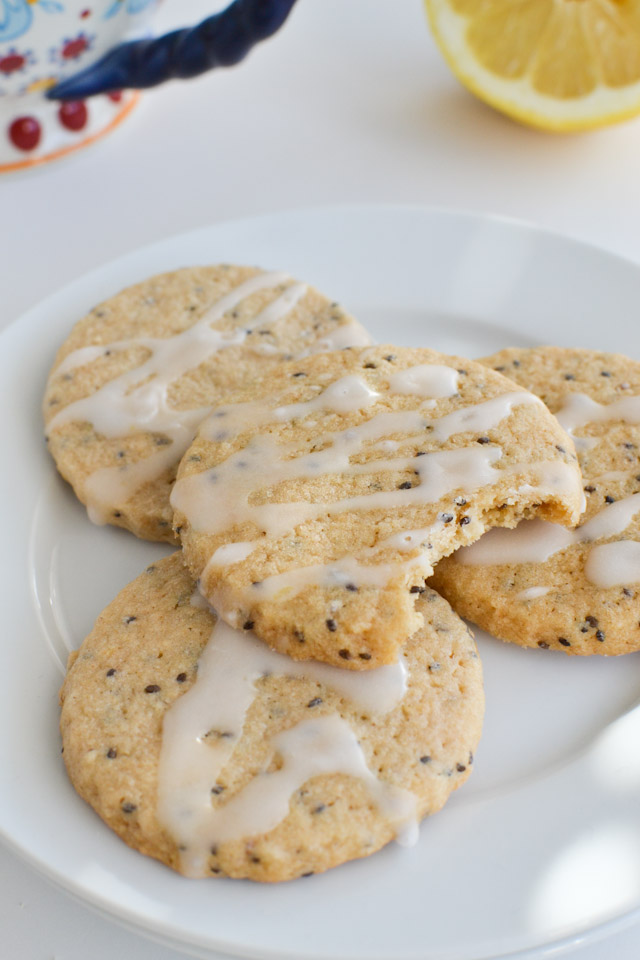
(427, 0), (640, 132)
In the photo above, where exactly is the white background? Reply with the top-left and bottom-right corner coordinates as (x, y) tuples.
(4, 1), (640, 957)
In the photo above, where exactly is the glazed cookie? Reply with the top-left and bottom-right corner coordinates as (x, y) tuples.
(44, 265), (370, 543)
(431, 347), (640, 655)
(60, 552), (484, 883)
(171, 344), (583, 669)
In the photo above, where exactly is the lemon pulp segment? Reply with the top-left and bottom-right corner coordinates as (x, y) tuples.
(426, 0), (640, 130)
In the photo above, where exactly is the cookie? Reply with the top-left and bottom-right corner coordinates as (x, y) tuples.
(59, 552), (484, 883)
(171, 344), (583, 669)
(44, 265), (371, 543)
(430, 347), (640, 655)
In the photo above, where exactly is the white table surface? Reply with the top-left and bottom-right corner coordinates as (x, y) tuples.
(4, 1), (640, 957)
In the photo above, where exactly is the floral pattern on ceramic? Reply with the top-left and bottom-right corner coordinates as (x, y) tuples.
(1, 0), (298, 171)
(48, 30), (95, 65)
(0, 0), (158, 169)
(104, 0), (156, 20)
(0, 1), (64, 45)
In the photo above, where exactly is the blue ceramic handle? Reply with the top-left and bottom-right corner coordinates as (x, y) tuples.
(48, 0), (298, 100)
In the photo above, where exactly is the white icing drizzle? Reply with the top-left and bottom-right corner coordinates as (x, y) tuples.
(584, 541), (640, 588)
(516, 586), (551, 600)
(156, 620), (415, 877)
(47, 273), (368, 521)
(173, 389), (541, 539)
(239, 554), (428, 606)
(556, 392), (640, 434)
(389, 364), (459, 399)
(383, 522), (445, 552)
(456, 384), (640, 589)
(457, 519), (575, 566)
(274, 374), (380, 420)
(172, 383), (576, 609)
(189, 587), (210, 610)
(85, 438), (193, 525)
(206, 541), (257, 568)
(554, 391), (640, 453)
(457, 493), (640, 588)
(579, 493), (640, 540)
(49, 272), (294, 438)
(305, 317), (373, 354)
(429, 391), (543, 441)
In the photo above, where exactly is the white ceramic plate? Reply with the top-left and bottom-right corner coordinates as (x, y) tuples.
(5, 205), (640, 960)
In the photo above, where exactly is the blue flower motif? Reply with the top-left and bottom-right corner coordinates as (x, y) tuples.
(0, 0), (63, 44)
(103, 0), (155, 19)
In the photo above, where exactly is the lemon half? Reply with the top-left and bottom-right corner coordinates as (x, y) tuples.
(425, 0), (640, 131)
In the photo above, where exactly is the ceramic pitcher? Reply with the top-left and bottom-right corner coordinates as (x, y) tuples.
(0, 0), (296, 171)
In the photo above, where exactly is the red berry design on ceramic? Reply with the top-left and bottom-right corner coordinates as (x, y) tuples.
(59, 100), (88, 132)
(108, 90), (123, 103)
(0, 52), (26, 76)
(62, 35), (90, 60)
(80, 8), (91, 17)
(9, 116), (41, 152)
